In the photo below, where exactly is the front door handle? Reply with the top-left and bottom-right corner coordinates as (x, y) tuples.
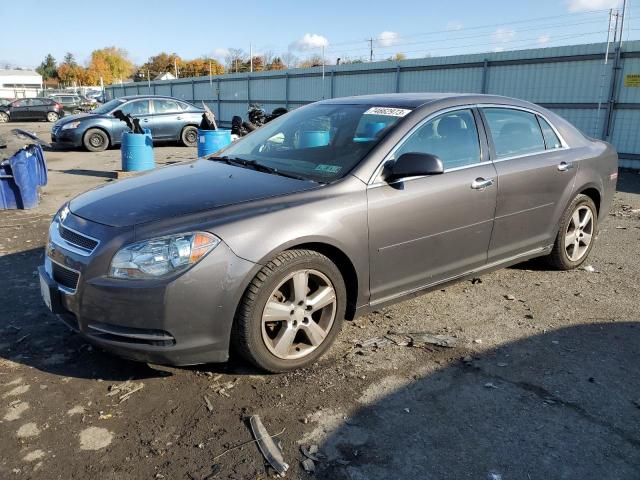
(471, 177), (494, 190)
(142, 118), (150, 123)
(558, 161), (574, 172)
(176, 116), (182, 120)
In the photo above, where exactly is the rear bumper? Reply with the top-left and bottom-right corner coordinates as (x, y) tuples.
(41, 213), (258, 366)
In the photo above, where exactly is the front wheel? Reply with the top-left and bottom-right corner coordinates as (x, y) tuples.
(181, 126), (198, 147)
(0, 112), (9, 123)
(83, 128), (109, 152)
(546, 194), (598, 270)
(233, 250), (346, 372)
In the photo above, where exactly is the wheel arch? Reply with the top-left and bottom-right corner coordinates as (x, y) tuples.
(249, 239), (360, 321)
(577, 185), (602, 216)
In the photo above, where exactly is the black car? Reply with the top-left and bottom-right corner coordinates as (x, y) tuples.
(0, 98), (65, 123)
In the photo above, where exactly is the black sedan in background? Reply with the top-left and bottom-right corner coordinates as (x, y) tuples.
(0, 98), (65, 123)
(51, 95), (205, 151)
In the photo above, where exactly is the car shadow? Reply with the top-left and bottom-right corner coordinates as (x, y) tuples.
(616, 168), (640, 195)
(49, 168), (116, 179)
(317, 321), (640, 479)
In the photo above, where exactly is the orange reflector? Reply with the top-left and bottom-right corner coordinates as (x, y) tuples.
(189, 233), (217, 263)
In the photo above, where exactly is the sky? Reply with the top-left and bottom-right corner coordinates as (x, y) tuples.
(0, 0), (638, 69)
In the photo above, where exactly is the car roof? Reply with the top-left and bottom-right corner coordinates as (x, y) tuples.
(118, 95), (190, 102)
(317, 93), (539, 110)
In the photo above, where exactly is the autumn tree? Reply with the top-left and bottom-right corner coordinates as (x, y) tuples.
(57, 53), (85, 86)
(36, 54), (58, 80)
(182, 58), (224, 77)
(299, 55), (324, 68)
(136, 52), (184, 80)
(267, 57), (286, 70)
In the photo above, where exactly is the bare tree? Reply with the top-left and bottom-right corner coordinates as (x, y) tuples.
(280, 52), (299, 69)
(225, 48), (247, 73)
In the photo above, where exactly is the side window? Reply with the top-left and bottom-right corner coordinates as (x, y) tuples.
(483, 108), (545, 158)
(538, 116), (562, 150)
(30, 99), (44, 106)
(153, 99), (180, 114)
(120, 100), (149, 116)
(393, 109), (481, 169)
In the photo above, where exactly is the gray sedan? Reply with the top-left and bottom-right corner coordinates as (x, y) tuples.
(39, 93), (618, 372)
(51, 95), (204, 151)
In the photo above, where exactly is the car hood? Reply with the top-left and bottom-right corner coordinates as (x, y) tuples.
(56, 112), (106, 124)
(69, 160), (319, 227)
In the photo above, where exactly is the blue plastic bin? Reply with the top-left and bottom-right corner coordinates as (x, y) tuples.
(0, 148), (39, 209)
(121, 129), (155, 172)
(197, 129), (232, 157)
(30, 144), (48, 186)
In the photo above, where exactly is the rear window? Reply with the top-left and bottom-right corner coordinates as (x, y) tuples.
(538, 116), (562, 150)
(483, 108), (545, 159)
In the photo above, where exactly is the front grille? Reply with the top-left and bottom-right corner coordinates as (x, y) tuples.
(59, 224), (99, 253)
(52, 262), (79, 291)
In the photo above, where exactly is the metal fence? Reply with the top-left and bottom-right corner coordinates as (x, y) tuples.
(106, 40), (640, 168)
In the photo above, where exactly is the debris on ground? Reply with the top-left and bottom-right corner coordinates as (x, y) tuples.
(582, 265), (597, 273)
(392, 331), (458, 348)
(504, 294), (516, 301)
(471, 277), (482, 284)
(300, 444), (323, 462)
(106, 380), (144, 403)
(249, 415), (289, 477)
(301, 458), (315, 473)
(484, 382), (499, 389)
(208, 377), (239, 397)
(204, 395), (214, 413)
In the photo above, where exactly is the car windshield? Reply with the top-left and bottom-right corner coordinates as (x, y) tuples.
(93, 98), (126, 115)
(217, 103), (412, 182)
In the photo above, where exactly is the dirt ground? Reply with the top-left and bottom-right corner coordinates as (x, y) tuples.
(0, 121), (639, 480)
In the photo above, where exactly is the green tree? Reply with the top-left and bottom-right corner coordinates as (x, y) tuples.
(36, 54), (58, 80)
(136, 52), (184, 80)
(63, 52), (77, 66)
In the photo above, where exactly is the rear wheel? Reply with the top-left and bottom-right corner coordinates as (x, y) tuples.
(0, 112), (8, 123)
(46, 111), (59, 123)
(83, 128), (109, 152)
(181, 126), (198, 147)
(233, 250), (346, 372)
(546, 194), (597, 270)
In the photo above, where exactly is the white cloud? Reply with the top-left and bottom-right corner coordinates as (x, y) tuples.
(567, 0), (622, 12)
(492, 28), (516, 43)
(289, 33), (329, 51)
(377, 31), (401, 47)
(537, 34), (551, 45)
(493, 47), (505, 53)
(211, 48), (230, 60)
(446, 21), (463, 31)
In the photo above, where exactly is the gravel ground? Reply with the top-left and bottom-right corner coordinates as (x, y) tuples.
(0, 121), (639, 479)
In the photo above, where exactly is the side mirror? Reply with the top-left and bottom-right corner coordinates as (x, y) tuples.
(385, 152), (444, 181)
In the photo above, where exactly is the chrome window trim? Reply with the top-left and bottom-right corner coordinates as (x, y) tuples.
(50, 218), (100, 257)
(368, 105), (483, 186)
(368, 102), (571, 186)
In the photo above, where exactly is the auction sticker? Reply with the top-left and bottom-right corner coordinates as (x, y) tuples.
(315, 164), (342, 173)
(364, 107), (412, 117)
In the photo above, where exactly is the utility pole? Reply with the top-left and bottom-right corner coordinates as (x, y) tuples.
(368, 37), (374, 62)
(174, 58), (178, 78)
(250, 43), (253, 73)
(321, 45), (325, 99)
(147, 68), (150, 91)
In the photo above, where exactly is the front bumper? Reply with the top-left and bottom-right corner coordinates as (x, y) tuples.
(40, 213), (258, 365)
(51, 126), (83, 147)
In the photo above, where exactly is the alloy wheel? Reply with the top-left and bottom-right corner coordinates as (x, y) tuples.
(47, 112), (58, 122)
(0, 112), (9, 123)
(89, 134), (104, 148)
(565, 205), (594, 262)
(261, 269), (337, 360)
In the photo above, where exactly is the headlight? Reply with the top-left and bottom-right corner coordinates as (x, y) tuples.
(61, 121), (81, 130)
(109, 232), (220, 279)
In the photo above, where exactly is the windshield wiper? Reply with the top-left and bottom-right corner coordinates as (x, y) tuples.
(211, 156), (318, 182)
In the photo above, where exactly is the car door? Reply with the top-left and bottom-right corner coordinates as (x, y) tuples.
(480, 107), (577, 262)
(29, 98), (48, 119)
(10, 99), (30, 120)
(151, 99), (186, 139)
(112, 99), (152, 142)
(367, 107), (498, 304)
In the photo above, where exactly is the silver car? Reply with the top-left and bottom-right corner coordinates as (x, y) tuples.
(39, 93), (618, 372)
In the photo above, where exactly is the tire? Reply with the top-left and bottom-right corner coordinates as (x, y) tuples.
(0, 112), (8, 123)
(233, 249), (347, 372)
(46, 111), (59, 123)
(546, 194), (598, 270)
(83, 128), (109, 152)
(181, 125), (198, 147)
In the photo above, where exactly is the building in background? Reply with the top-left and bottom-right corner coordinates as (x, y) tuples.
(0, 69), (43, 98)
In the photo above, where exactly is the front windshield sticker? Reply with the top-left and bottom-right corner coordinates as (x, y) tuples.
(363, 107), (412, 117)
(315, 164), (342, 174)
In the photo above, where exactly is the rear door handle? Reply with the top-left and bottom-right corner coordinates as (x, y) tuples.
(558, 161), (574, 172)
(471, 177), (494, 190)
(176, 116), (182, 120)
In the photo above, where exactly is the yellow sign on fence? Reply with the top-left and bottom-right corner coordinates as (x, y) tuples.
(624, 74), (640, 87)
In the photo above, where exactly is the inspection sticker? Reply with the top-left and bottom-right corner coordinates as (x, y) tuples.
(315, 164), (342, 173)
(364, 107), (412, 117)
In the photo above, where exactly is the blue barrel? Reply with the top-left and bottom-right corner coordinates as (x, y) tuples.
(0, 149), (39, 209)
(121, 129), (155, 172)
(299, 130), (330, 148)
(197, 129), (232, 157)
